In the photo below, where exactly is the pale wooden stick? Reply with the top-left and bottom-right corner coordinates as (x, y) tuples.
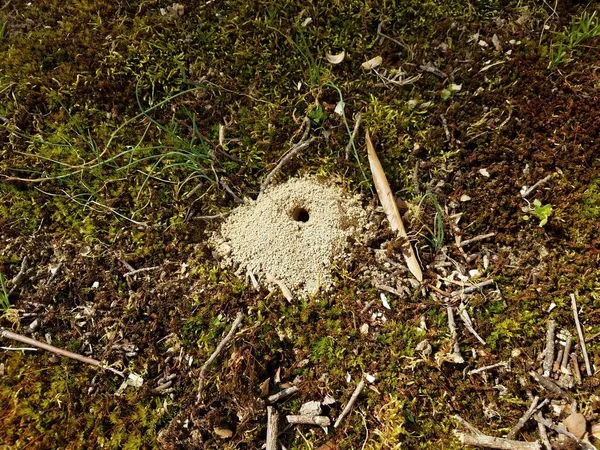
(334, 378), (365, 428)
(521, 174), (553, 198)
(458, 304), (486, 345)
(561, 337), (572, 369)
(266, 406), (279, 450)
(536, 415), (552, 450)
(450, 280), (495, 297)
(196, 312), (244, 403)
(453, 415), (483, 435)
(8, 256), (29, 296)
(287, 415), (330, 426)
(267, 386), (299, 404)
(529, 371), (572, 401)
(571, 293), (592, 376)
(454, 431), (541, 450)
(468, 362), (508, 376)
(123, 266), (160, 277)
(0, 329), (124, 376)
(506, 396), (539, 440)
(459, 233), (496, 247)
(542, 320), (556, 377)
(534, 412), (597, 450)
(447, 305), (464, 363)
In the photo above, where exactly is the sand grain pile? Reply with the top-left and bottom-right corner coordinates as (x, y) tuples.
(213, 177), (368, 296)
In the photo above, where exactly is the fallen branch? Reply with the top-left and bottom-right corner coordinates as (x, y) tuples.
(287, 415), (330, 427)
(458, 303), (486, 345)
(571, 293), (593, 377)
(0, 328), (124, 376)
(454, 431), (541, 450)
(506, 396), (539, 440)
(267, 385), (299, 404)
(334, 378), (366, 428)
(542, 319), (556, 377)
(536, 416), (552, 450)
(196, 311), (244, 403)
(266, 406), (279, 450)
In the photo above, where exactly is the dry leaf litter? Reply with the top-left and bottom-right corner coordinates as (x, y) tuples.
(212, 177), (370, 296)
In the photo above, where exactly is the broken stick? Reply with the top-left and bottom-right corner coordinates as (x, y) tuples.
(506, 396), (539, 440)
(542, 319), (556, 377)
(287, 415), (330, 427)
(0, 328), (124, 376)
(570, 293), (593, 376)
(266, 406), (279, 450)
(196, 311), (244, 403)
(333, 378), (366, 428)
(454, 431), (541, 450)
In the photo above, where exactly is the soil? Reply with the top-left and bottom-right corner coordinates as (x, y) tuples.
(1, 1), (599, 449)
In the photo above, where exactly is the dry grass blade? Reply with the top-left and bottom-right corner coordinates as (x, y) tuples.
(365, 130), (423, 281)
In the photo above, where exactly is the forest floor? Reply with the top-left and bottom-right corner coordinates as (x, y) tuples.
(1, 0), (600, 449)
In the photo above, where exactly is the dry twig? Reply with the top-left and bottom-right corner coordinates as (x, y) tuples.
(345, 113), (362, 160)
(0, 329), (124, 376)
(196, 312), (244, 403)
(507, 396), (539, 440)
(287, 415), (330, 426)
(542, 319), (556, 377)
(266, 406), (279, 450)
(459, 233), (496, 248)
(268, 386), (299, 404)
(454, 431), (541, 450)
(571, 293), (593, 376)
(334, 378), (366, 428)
(534, 412), (597, 450)
(447, 305), (464, 363)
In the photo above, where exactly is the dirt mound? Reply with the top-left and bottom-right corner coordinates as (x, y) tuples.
(213, 177), (369, 296)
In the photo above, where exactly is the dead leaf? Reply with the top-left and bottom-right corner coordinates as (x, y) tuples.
(326, 50), (345, 64)
(365, 130), (423, 281)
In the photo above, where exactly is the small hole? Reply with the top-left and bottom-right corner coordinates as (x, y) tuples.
(291, 207), (310, 222)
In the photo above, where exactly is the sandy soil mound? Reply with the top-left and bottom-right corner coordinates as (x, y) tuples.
(213, 177), (369, 296)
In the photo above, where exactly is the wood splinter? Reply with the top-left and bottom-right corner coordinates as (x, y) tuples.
(267, 385), (299, 404)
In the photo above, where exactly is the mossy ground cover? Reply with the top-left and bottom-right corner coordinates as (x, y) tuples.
(1, 1), (600, 449)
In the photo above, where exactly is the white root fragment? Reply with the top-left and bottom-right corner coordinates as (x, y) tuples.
(333, 378), (366, 428)
(287, 415), (330, 427)
(266, 406), (279, 450)
(196, 312), (244, 403)
(454, 431), (541, 450)
(506, 396), (539, 440)
(0, 329), (124, 377)
(570, 293), (593, 377)
(542, 320), (556, 377)
(268, 386), (299, 404)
